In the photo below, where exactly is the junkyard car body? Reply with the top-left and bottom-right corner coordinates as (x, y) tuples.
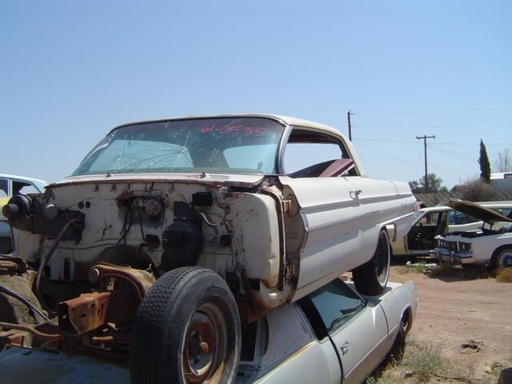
(237, 279), (416, 384)
(391, 201), (512, 257)
(434, 200), (512, 267)
(0, 174), (47, 257)
(1, 114), (415, 381)
(3, 114), (415, 303)
(0, 279), (417, 384)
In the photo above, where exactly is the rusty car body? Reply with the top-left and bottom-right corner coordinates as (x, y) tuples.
(0, 279), (416, 384)
(0, 114), (415, 383)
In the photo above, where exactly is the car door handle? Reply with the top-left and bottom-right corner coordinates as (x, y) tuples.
(349, 189), (362, 199)
(339, 341), (350, 355)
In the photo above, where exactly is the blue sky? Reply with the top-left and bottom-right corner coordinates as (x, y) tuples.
(1, 1), (511, 189)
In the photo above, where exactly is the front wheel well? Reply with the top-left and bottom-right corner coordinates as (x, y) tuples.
(490, 245), (512, 268)
(401, 307), (413, 335)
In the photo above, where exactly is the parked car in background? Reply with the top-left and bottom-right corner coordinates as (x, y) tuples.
(0, 174), (47, 198)
(391, 201), (512, 258)
(0, 278), (416, 384)
(435, 200), (512, 268)
(0, 174), (47, 256)
(0, 114), (415, 383)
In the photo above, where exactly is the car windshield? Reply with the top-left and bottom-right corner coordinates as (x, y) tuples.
(72, 117), (286, 176)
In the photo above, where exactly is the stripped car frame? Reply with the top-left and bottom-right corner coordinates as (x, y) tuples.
(0, 114), (415, 383)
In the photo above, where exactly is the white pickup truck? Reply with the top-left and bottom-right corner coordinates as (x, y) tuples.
(1, 114), (415, 383)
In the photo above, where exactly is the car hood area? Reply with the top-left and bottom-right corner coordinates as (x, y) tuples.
(446, 200), (512, 226)
(53, 172), (268, 189)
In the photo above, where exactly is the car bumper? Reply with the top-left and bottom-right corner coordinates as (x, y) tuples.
(435, 248), (475, 265)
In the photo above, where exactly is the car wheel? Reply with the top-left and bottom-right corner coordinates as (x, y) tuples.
(387, 321), (406, 364)
(130, 267), (241, 384)
(495, 247), (512, 268)
(353, 229), (390, 296)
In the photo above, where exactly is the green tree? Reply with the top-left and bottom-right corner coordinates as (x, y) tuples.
(409, 173), (447, 193)
(478, 139), (491, 182)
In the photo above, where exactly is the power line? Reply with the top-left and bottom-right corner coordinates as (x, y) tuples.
(352, 106), (511, 115)
(356, 122), (509, 129)
(353, 138), (506, 147)
(354, 141), (419, 164)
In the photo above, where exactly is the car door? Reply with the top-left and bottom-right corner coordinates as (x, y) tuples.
(303, 279), (389, 384)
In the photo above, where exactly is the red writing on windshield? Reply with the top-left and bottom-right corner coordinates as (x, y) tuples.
(200, 121), (266, 136)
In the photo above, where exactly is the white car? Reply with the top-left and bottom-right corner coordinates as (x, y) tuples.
(0, 278), (417, 384)
(391, 201), (512, 257)
(0, 174), (47, 198)
(1, 114), (415, 383)
(435, 200), (512, 268)
(0, 174), (47, 257)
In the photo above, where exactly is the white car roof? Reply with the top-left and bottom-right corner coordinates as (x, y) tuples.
(418, 205), (453, 213)
(0, 173), (47, 192)
(116, 113), (345, 137)
(106, 114), (367, 177)
(422, 201), (512, 213)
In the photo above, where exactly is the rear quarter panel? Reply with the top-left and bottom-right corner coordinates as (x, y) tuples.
(281, 175), (415, 298)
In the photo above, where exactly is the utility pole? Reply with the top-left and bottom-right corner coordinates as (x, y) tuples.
(347, 110), (352, 141)
(416, 135), (436, 193)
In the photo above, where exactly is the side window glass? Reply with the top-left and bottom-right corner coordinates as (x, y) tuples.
(0, 179), (8, 197)
(448, 210), (478, 225)
(498, 208), (512, 218)
(283, 128), (356, 178)
(301, 279), (365, 336)
(425, 212), (438, 225)
(257, 305), (314, 368)
(447, 210), (454, 225)
(0, 221), (14, 254)
(13, 181), (40, 195)
(284, 142), (342, 175)
(224, 144), (276, 174)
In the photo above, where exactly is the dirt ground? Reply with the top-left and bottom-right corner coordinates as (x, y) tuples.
(388, 263), (512, 382)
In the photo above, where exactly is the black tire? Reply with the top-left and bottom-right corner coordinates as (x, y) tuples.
(130, 267), (241, 384)
(387, 321), (406, 364)
(352, 230), (390, 296)
(494, 247), (512, 268)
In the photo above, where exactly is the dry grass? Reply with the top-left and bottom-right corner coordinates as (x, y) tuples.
(495, 267), (512, 283)
(426, 264), (496, 280)
(368, 338), (508, 384)
(396, 260), (512, 283)
(426, 263), (457, 278)
(400, 338), (446, 383)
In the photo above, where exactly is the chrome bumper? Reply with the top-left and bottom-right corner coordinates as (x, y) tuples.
(435, 248), (475, 264)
